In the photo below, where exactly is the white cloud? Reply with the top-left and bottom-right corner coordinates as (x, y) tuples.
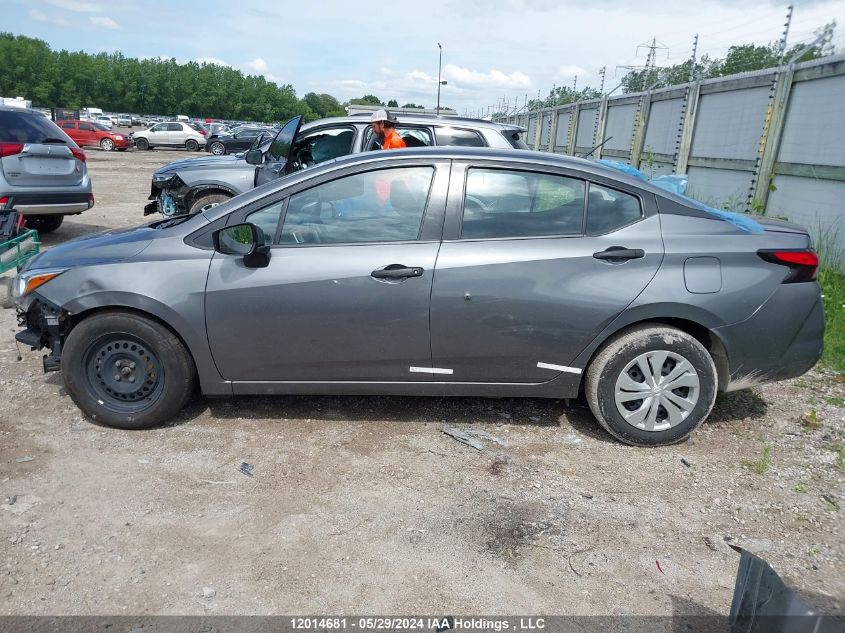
(45, 0), (101, 12)
(196, 57), (229, 67)
(558, 65), (590, 79)
(90, 16), (120, 29)
(243, 58), (269, 74)
(28, 9), (69, 26)
(443, 64), (532, 89)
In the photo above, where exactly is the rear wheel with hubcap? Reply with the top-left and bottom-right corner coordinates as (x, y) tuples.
(185, 139), (199, 152)
(62, 312), (196, 429)
(585, 325), (717, 446)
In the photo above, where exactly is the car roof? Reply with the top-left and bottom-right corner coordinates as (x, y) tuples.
(301, 114), (525, 132)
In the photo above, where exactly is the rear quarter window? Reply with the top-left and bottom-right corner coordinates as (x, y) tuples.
(585, 184), (643, 235)
(435, 127), (485, 147)
(502, 129), (529, 149)
(0, 110), (75, 145)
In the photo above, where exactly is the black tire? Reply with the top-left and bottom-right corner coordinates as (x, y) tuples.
(26, 215), (64, 233)
(62, 311), (196, 430)
(585, 325), (717, 447)
(185, 139), (199, 152)
(100, 138), (115, 151)
(189, 192), (231, 214)
(117, 148), (127, 152)
(134, 137), (149, 151)
(209, 141), (226, 155)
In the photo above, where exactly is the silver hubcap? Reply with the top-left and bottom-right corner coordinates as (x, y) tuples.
(212, 144), (223, 154)
(200, 202), (220, 212)
(614, 350), (700, 432)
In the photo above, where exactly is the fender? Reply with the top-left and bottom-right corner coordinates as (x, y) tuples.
(63, 291), (232, 396)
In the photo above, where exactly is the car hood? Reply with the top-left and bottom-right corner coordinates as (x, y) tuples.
(22, 224), (156, 273)
(156, 154), (246, 174)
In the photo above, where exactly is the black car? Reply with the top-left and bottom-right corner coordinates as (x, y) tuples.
(205, 126), (276, 155)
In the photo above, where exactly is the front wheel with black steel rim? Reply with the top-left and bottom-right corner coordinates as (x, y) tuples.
(209, 141), (226, 155)
(585, 325), (717, 446)
(134, 137), (149, 150)
(62, 312), (196, 429)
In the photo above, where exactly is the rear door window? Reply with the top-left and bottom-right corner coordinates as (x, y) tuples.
(363, 126), (433, 151)
(585, 184), (643, 235)
(0, 110), (74, 144)
(461, 168), (586, 239)
(435, 127), (486, 147)
(79, 122), (95, 132)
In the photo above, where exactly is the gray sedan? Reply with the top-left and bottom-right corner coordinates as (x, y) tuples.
(14, 148), (824, 446)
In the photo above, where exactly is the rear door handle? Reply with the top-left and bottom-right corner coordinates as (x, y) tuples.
(371, 265), (424, 280)
(593, 247), (645, 261)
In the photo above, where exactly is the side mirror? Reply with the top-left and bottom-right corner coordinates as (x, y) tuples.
(213, 223), (270, 268)
(245, 149), (263, 165)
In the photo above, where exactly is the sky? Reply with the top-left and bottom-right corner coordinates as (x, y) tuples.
(3, 0), (845, 115)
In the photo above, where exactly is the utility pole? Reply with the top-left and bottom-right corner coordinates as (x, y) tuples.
(436, 43), (443, 114)
(778, 5), (794, 64)
(618, 37), (669, 91)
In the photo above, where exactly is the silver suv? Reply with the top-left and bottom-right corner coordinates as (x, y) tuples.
(131, 121), (207, 152)
(0, 106), (94, 233)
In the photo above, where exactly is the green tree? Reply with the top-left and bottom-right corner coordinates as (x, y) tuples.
(387, 99), (398, 107)
(402, 103), (425, 109)
(350, 94), (383, 106)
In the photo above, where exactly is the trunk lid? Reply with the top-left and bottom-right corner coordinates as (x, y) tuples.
(1, 143), (84, 188)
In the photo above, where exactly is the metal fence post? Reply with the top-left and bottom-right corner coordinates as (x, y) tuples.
(751, 68), (794, 212)
(675, 81), (701, 174)
(567, 103), (580, 155)
(594, 98), (609, 154)
(548, 109), (559, 154)
(629, 92), (652, 168)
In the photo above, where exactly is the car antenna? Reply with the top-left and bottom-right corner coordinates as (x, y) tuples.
(579, 136), (613, 159)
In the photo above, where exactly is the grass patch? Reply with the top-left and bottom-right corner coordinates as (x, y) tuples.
(743, 445), (772, 475)
(825, 396), (845, 407)
(815, 223), (845, 373)
(795, 482), (809, 493)
(801, 409), (823, 430)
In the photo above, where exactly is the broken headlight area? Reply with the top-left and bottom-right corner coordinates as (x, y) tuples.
(15, 298), (71, 373)
(144, 174), (190, 217)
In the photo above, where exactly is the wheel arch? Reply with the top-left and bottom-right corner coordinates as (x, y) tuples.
(575, 305), (731, 392)
(62, 293), (230, 396)
(184, 185), (237, 209)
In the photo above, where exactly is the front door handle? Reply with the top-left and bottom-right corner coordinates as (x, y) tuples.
(371, 264), (424, 280)
(593, 247), (645, 261)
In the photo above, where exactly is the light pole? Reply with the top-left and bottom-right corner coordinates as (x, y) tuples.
(436, 43), (446, 114)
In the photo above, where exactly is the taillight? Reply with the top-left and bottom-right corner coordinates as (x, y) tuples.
(88, 194), (94, 208)
(70, 147), (86, 162)
(199, 130), (206, 135)
(0, 196), (9, 208)
(758, 249), (819, 283)
(0, 142), (24, 157)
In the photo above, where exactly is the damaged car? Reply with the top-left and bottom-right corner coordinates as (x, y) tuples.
(14, 147), (824, 445)
(144, 114), (529, 217)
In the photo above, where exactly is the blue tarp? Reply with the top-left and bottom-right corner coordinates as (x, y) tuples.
(595, 159), (765, 234)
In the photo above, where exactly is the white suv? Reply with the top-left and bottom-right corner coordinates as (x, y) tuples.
(131, 122), (206, 151)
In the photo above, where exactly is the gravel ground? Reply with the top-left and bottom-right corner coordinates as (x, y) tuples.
(0, 147), (843, 616)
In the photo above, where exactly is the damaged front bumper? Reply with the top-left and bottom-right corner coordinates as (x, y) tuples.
(15, 295), (70, 373)
(144, 174), (190, 217)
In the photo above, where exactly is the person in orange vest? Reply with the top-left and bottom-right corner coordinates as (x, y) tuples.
(370, 109), (406, 150)
(370, 110), (406, 207)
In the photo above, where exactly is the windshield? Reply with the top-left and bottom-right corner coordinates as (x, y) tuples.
(0, 110), (76, 145)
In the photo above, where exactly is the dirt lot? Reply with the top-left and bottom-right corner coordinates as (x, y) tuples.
(0, 147), (843, 617)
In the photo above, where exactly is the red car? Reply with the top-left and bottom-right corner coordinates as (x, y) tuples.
(55, 119), (130, 152)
